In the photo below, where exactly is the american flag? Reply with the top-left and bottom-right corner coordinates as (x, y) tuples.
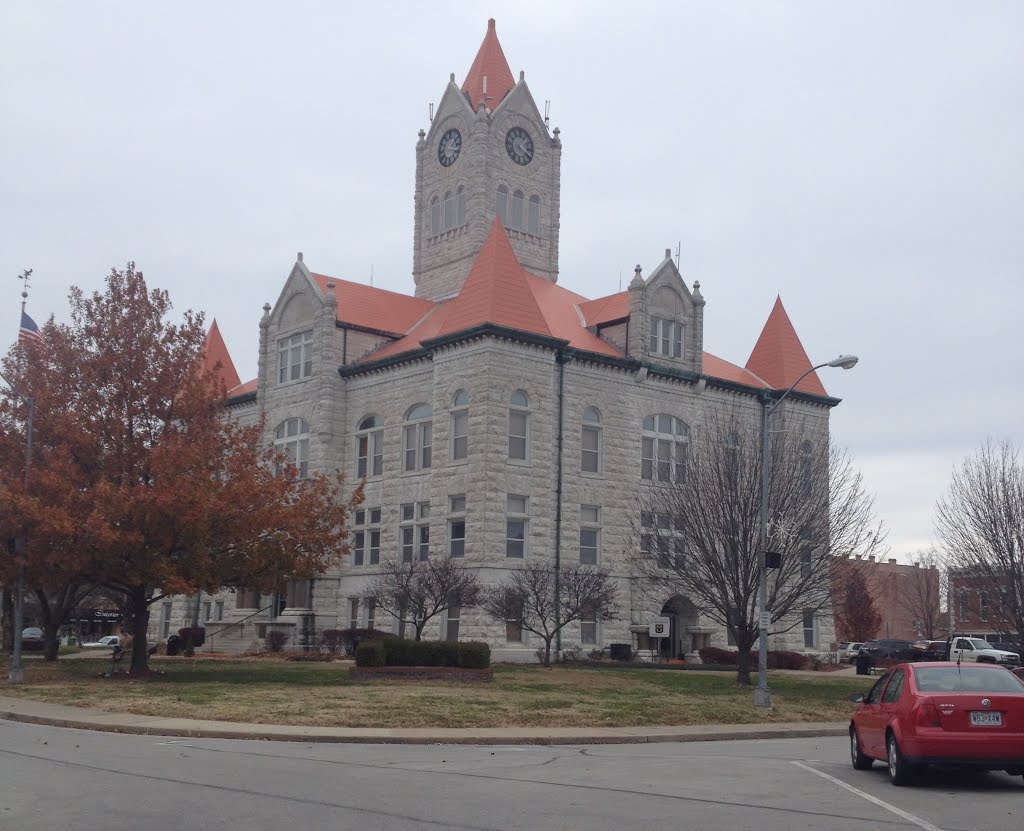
(18, 310), (46, 348)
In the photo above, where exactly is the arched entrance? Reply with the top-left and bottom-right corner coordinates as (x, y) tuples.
(659, 596), (699, 660)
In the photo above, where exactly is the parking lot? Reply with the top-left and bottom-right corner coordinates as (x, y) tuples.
(2, 719), (1021, 830)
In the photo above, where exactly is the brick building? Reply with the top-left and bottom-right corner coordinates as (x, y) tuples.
(152, 20), (841, 660)
(948, 569), (1020, 641)
(833, 556), (943, 643)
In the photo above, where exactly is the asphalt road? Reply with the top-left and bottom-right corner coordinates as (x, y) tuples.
(1, 720), (1020, 831)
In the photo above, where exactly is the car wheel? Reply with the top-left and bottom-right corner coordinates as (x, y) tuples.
(850, 727), (873, 770)
(886, 733), (914, 786)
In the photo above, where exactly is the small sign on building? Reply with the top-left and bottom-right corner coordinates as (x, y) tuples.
(649, 617), (671, 638)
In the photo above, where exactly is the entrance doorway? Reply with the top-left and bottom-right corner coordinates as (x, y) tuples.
(659, 596), (699, 659)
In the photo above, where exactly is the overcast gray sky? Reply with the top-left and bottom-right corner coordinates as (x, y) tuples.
(2, 2), (1021, 561)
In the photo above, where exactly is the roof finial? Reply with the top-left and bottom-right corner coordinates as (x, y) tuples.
(519, 70), (524, 82)
(488, 18), (496, 30)
(450, 72), (455, 83)
(629, 264), (644, 289)
(297, 251), (303, 263)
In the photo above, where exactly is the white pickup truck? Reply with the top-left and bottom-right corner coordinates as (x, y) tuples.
(949, 636), (1020, 665)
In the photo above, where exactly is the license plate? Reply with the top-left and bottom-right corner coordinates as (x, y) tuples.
(970, 711), (1002, 726)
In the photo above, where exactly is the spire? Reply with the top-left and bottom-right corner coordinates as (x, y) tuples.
(462, 19), (516, 112)
(745, 296), (827, 396)
(201, 319), (241, 391)
(436, 218), (551, 338)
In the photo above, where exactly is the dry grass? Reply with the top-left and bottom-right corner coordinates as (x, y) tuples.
(0, 656), (866, 728)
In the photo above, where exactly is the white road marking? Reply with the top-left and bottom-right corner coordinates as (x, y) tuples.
(791, 761), (944, 831)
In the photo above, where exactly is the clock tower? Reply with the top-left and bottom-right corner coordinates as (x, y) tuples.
(412, 19), (561, 301)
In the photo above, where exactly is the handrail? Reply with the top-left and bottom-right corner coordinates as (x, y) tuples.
(203, 603), (276, 643)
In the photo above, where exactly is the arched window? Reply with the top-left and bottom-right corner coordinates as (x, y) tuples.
(509, 189), (525, 230)
(456, 186), (467, 226)
(496, 185), (508, 226)
(527, 195), (541, 235)
(800, 440), (813, 497)
(450, 389), (469, 462)
(356, 415), (383, 478)
(641, 415), (688, 483)
(403, 403), (433, 472)
(508, 390), (530, 461)
(582, 406), (601, 473)
(275, 418), (310, 479)
(430, 196), (442, 236)
(443, 190), (455, 230)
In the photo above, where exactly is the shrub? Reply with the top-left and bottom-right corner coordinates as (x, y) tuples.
(322, 628), (390, 656)
(767, 650), (808, 670)
(178, 627), (206, 649)
(264, 630), (288, 653)
(286, 653), (335, 662)
(559, 645), (585, 664)
(698, 646), (739, 666)
(355, 639), (386, 667)
(457, 641), (491, 669)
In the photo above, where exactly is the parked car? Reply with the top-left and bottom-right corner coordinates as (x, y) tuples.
(849, 661), (1024, 785)
(81, 635), (120, 648)
(990, 641), (1023, 656)
(838, 642), (865, 663)
(21, 627), (45, 652)
(948, 636), (1020, 666)
(860, 639), (915, 660)
(911, 640), (948, 661)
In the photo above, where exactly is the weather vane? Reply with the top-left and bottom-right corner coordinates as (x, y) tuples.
(17, 268), (32, 312)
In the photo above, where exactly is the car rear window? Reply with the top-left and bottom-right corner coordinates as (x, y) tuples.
(914, 666), (1024, 693)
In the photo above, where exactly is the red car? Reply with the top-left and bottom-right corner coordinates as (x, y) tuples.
(849, 661), (1024, 785)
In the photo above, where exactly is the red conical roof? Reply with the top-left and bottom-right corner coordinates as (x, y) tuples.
(745, 297), (827, 396)
(435, 219), (551, 338)
(201, 319), (241, 391)
(462, 19), (516, 112)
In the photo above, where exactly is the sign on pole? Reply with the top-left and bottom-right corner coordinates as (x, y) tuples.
(649, 617), (671, 638)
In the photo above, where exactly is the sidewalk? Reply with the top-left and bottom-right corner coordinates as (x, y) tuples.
(0, 695), (848, 745)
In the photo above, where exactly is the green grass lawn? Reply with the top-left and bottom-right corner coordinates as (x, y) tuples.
(0, 656), (868, 728)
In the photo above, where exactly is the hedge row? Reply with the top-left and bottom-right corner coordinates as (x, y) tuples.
(698, 646), (809, 670)
(355, 638), (490, 669)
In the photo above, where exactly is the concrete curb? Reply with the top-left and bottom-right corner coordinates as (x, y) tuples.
(0, 696), (849, 745)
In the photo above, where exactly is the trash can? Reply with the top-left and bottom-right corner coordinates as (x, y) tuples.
(166, 634), (182, 657)
(855, 652), (872, 676)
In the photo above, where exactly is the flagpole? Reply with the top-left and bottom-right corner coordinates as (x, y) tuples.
(5, 268), (35, 683)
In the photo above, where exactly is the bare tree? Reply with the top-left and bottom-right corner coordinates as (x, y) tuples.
(367, 556), (481, 641)
(483, 564), (619, 666)
(897, 549), (945, 639)
(936, 440), (1024, 642)
(630, 411), (885, 685)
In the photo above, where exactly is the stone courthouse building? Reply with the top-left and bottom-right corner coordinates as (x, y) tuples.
(153, 20), (838, 660)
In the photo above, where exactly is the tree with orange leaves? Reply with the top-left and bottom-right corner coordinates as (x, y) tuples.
(0, 264), (361, 673)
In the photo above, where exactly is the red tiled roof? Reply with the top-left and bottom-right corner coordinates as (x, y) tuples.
(435, 219), (553, 339)
(703, 352), (769, 389)
(201, 319), (241, 391)
(229, 378), (258, 397)
(745, 296), (827, 396)
(523, 274), (621, 356)
(310, 273), (434, 335)
(579, 291), (629, 327)
(462, 19), (516, 112)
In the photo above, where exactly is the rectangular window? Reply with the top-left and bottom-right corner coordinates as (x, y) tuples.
(366, 598), (376, 631)
(214, 600), (224, 621)
(352, 508), (381, 567)
(506, 495), (528, 558)
(448, 495), (466, 558)
(580, 606), (597, 645)
(446, 606), (461, 641)
(357, 430), (383, 478)
(509, 411), (528, 460)
(401, 501), (431, 562)
(161, 602), (172, 638)
(641, 436), (654, 480)
(800, 549), (813, 579)
(979, 593), (989, 621)
(506, 611), (523, 643)
(582, 425), (600, 473)
(403, 423), (432, 471)
(451, 410), (469, 461)
(349, 598), (360, 630)
(657, 438), (672, 482)
(959, 591), (969, 621)
(203, 601), (212, 622)
(278, 331), (313, 383)
(803, 611), (815, 648)
(649, 318), (683, 358)
(580, 504), (600, 565)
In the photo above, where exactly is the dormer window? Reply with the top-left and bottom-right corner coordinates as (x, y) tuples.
(649, 317), (683, 358)
(278, 331), (313, 383)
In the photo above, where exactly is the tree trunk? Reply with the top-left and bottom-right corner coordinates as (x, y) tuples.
(542, 638), (553, 667)
(127, 587), (151, 675)
(42, 620), (60, 661)
(735, 644), (754, 686)
(1, 587), (12, 653)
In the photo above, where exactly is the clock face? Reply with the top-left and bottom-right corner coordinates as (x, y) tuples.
(438, 128), (462, 167)
(505, 126), (534, 166)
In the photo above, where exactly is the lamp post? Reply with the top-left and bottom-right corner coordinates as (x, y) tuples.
(1, 368), (34, 685)
(753, 354), (858, 709)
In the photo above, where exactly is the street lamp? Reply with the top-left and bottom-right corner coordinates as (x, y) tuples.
(0, 368), (34, 685)
(753, 354), (858, 709)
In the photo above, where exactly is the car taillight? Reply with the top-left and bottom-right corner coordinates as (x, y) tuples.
(916, 698), (941, 728)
